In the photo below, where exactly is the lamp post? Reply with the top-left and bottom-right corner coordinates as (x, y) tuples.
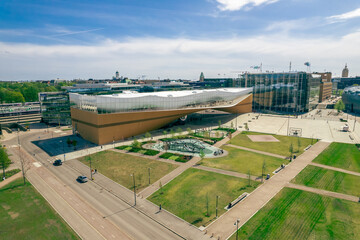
(148, 168), (151, 185)
(234, 219), (240, 240)
(131, 173), (136, 206)
(216, 195), (220, 218)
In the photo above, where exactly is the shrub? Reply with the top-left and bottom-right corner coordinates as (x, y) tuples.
(159, 152), (173, 159)
(129, 147), (141, 153)
(169, 155), (179, 161)
(116, 145), (130, 150)
(144, 149), (160, 156)
(0, 169), (21, 182)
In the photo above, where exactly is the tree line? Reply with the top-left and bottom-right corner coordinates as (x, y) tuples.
(0, 81), (73, 103)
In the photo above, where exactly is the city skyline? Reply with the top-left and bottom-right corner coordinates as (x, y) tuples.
(0, 0), (360, 80)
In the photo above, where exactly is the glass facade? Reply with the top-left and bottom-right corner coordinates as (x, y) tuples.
(342, 86), (360, 113)
(237, 72), (318, 113)
(39, 92), (71, 125)
(69, 88), (252, 114)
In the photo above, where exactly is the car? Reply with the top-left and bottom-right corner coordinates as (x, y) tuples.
(76, 176), (88, 183)
(53, 159), (62, 166)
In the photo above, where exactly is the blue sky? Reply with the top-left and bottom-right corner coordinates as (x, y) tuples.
(0, 0), (360, 80)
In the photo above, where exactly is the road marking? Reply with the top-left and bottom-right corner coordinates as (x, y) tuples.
(33, 162), (42, 168)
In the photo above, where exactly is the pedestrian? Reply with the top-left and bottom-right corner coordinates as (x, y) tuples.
(159, 204), (162, 211)
(95, 169), (97, 174)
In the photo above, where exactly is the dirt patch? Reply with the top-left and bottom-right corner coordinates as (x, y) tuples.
(8, 211), (19, 219)
(247, 135), (280, 142)
(1, 204), (10, 210)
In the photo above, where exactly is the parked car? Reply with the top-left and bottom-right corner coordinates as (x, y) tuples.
(76, 176), (88, 183)
(53, 159), (62, 166)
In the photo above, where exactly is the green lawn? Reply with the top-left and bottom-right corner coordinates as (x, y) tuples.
(313, 142), (360, 172)
(230, 188), (360, 240)
(0, 179), (79, 240)
(292, 165), (360, 196)
(200, 146), (287, 177)
(229, 131), (316, 156)
(79, 150), (178, 191)
(148, 168), (260, 227)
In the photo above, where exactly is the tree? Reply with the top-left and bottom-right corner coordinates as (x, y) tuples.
(159, 181), (163, 194)
(335, 99), (345, 112)
(170, 129), (175, 138)
(0, 147), (11, 180)
(186, 127), (192, 135)
(218, 120), (222, 128)
(72, 140), (77, 150)
(145, 132), (151, 141)
(199, 149), (205, 160)
(262, 160), (266, 183)
(18, 147), (30, 185)
(206, 192), (209, 217)
(132, 138), (141, 148)
(163, 130), (168, 137)
(297, 137), (301, 153)
(176, 127), (183, 137)
(247, 170), (251, 187)
(67, 137), (72, 147)
(289, 142), (294, 157)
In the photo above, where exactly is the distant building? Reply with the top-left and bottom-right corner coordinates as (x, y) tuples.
(313, 72), (332, 102)
(342, 86), (360, 113)
(0, 102), (41, 126)
(62, 83), (140, 93)
(199, 72), (204, 82)
(342, 64), (349, 78)
(239, 72), (319, 113)
(332, 76), (360, 90)
(39, 92), (71, 126)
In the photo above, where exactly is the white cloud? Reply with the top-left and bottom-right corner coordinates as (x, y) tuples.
(0, 31), (360, 80)
(216, 0), (279, 11)
(328, 8), (360, 22)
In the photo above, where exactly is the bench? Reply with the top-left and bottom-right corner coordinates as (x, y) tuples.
(225, 192), (248, 210)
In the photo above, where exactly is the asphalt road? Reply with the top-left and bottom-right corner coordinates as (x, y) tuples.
(4, 130), (185, 240)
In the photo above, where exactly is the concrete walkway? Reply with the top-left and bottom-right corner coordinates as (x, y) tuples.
(287, 183), (359, 203)
(205, 140), (331, 240)
(0, 171), (22, 189)
(309, 162), (360, 177)
(192, 165), (260, 181)
(225, 144), (287, 159)
(66, 159), (210, 240)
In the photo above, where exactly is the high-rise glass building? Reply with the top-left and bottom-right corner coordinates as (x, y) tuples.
(237, 72), (319, 113)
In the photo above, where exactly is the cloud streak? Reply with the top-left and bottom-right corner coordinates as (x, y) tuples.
(216, 0), (279, 11)
(328, 8), (360, 22)
(0, 31), (359, 80)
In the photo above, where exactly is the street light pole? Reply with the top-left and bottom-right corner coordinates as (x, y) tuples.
(216, 195), (220, 218)
(148, 168), (151, 185)
(131, 173), (136, 206)
(234, 219), (240, 240)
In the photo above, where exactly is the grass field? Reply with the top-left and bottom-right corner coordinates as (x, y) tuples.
(229, 131), (316, 156)
(292, 165), (360, 196)
(0, 179), (79, 240)
(148, 168), (259, 227)
(313, 142), (360, 172)
(79, 150), (177, 191)
(230, 188), (360, 240)
(200, 146), (287, 177)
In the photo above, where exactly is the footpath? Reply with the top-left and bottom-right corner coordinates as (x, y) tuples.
(205, 140), (331, 240)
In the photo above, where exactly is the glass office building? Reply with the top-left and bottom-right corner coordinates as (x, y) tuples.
(237, 72), (319, 113)
(342, 86), (360, 113)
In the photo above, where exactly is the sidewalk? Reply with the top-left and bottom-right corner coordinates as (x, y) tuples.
(309, 162), (360, 177)
(192, 165), (260, 181)
(286, 183), (359, 202)
(0, 172), (22, 189)
(205, 140), (331, 240)
(225, 144), (287, 159)
(66, 159), (210, 240)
